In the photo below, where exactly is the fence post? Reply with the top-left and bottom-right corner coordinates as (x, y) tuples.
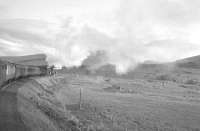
(79, 87), (82, 110)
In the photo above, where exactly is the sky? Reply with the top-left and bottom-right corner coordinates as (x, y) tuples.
(1, 0), (200, 73)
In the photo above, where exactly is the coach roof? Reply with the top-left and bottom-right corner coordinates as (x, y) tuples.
(0, 54), (48, 66)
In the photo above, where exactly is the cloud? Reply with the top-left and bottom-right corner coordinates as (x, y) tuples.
(0, 19), (57, 60)
(0, 19), (53, 43)
(1, 0), (200, 73)
(0, 18), (90, 67)
(72, 0), (200, 73)
(0, 5), (8, 18)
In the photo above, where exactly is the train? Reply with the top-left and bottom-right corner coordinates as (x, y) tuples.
(0, 59), (48, 88)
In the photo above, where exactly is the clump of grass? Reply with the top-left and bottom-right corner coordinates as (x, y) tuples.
(156, 74), (171, 81)
(104, 84), (121, 92)
(184, 79), (198, 85)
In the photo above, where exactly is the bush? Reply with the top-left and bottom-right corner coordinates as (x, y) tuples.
(184, 79), (198, 85)
(156, 74), (171, 81)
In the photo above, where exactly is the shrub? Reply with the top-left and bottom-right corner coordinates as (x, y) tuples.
(156, 74), (171, 81)
(184, 79), (198, 85)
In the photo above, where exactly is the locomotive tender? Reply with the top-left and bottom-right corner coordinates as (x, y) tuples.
(0, 59), (47, 88)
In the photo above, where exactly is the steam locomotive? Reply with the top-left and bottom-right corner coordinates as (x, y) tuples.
(0, 59), (47, 88)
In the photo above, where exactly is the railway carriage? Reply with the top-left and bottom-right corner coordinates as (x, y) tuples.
(15, 64), (26, 78)
(0, 60), (48, 88)
(0, 61), (16, 86)
(27, 66), (41, 76)
(0, 60), (7, 87)
(6, 63), (16, 81)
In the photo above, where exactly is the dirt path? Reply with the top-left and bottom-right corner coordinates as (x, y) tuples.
(0, 81), (28, 131)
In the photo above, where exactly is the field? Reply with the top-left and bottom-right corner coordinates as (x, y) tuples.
(53, 72), (200, 131)
(6, 70), (199, 131)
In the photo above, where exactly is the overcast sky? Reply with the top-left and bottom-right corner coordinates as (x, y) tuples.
(1, 0), (200, 72)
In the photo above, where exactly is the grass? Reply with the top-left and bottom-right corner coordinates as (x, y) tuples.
(17, 73), (200, 131)
(184, 79), (198, 85)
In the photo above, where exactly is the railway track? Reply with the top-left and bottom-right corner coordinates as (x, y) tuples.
(0, 80), (29, 131)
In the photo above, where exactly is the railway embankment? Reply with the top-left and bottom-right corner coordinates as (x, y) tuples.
(0, 76), (81, 131)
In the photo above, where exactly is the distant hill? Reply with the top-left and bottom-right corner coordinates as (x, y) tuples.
(92, 64), (117, 76)
(0, 54), (48, 66)
(58, 54), (200, 80)
(175, 55), (200, 69)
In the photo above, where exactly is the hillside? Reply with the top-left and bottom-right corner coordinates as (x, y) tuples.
(58, 54), (200, 85)
(175, 55), (200, 69)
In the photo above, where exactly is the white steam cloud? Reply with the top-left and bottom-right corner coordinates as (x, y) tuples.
(1, 0), (200, 73)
